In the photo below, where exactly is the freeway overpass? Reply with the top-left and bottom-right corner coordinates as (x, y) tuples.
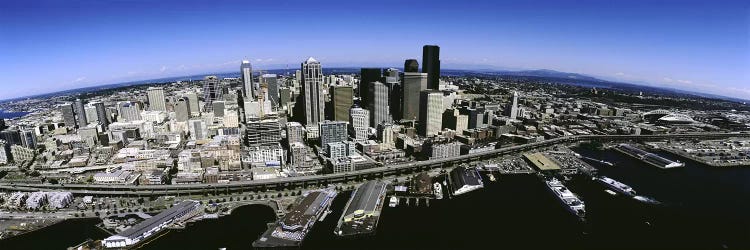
(0, 132), (746, 196)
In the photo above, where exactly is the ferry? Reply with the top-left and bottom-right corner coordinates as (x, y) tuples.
(433, 183), (443, 200)
(388, 197), (399, 207)
(488, 173), (496, 182)
(545, 178), (586, 220)
(595, 176), (636, 197)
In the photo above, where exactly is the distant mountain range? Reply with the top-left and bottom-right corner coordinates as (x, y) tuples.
(3, 67), (747, 104)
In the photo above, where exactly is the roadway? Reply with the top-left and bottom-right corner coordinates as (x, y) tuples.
(0, 132), (746, 196)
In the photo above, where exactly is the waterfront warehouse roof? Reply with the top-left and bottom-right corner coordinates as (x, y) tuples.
(449, 167), (482, 188)
(523, 152), (561, 171)
(343, 181), (386, 219)
(282, 191), (327, 231)
(117, 200), (199, 239)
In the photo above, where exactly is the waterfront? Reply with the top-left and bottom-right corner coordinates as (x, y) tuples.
(2, 147), (749, 249)
(0, 109), (29, 119)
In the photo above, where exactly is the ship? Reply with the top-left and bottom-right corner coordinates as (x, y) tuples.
(433, 183), (443, 200)
(388, 197), (399, 207)
(545, 178), (586, 220)
(595, 176), (636, 197)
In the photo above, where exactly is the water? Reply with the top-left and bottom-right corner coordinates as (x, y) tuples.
(0, 110), (29, 119)
(2, 148), (749, 249)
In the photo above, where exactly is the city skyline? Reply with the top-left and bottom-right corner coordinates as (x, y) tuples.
(1, 0), (748, 100)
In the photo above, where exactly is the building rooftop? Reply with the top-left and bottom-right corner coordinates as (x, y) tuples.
(524, 152), (561, 171)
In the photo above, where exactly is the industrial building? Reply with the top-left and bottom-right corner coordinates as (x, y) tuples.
(102, 200), (201, 248)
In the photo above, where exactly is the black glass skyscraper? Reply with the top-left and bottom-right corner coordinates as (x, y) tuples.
(359, 68), (382, 109)
(422, 45), (440, 90)
(404, 59), (419, 73)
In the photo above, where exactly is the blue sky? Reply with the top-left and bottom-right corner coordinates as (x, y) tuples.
(1, 0), (748, 100)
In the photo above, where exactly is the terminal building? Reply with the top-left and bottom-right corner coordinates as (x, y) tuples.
(335, 180), (387, 236)
(102, 200), (201, 248)
(449, 167), (484, 196)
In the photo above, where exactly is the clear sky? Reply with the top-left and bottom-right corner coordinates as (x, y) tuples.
(1, 0), (748, 100)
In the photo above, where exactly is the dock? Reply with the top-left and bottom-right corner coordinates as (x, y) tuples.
(334, 181), (387, 237)
(614, 144), (685, 169)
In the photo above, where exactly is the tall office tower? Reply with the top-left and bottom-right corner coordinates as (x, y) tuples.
(92, 102), (109, 128)
(186, 92), (200, 117)
(443, 109), (468, 134)
(262, 74), (279, 107)
(349, 107), (369, 142)
(146, 87), (167, 111)
(331, 86), (353, 122)
(0, 140), (7, 164)
(0, 119), (5, 131)
(383, 71), (402, 121)
(377, 123), (396, 149)
(202, 76), (221, 112)
(419, 90), (443, 137)
(188, 119), (208, 140)
(60, 103), (77, 128)
(118, 102), (142, 122)
(175, 97), (191, 122)
(20, 129), (36, 149)
(286, 122), (305, 146)
(74, 99), (88, 127)
(246, 119), (282, 145)
(241, 60), (254, 99)
(422, 45), (441, 90)
(0, 130), (21, 146)
(359, 68), (382, 108)
(212, 101), (225, 117)
(319, 120), (347, 150)
(85, 106), (98, 124)
(302, 57), (324, 127)
(401, 72), (428, 121)
(404, 59), (419, 73)
(507, 91), (519, 120)
(369, 81), (391, 126)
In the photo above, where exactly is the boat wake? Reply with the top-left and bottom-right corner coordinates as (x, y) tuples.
(633, 195), (661, 205)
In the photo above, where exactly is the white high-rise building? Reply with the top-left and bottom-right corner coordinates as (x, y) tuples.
(186, 92), (200, 117)
(369, 81), (391, 126)
(147, 87), (167, 112)
(286, 122), (305, 146)
(319, 120), (347, 151)
(188, 119), (208, 140)
(118, 102), (142, 122)
(302, 57), (324, 127)
(419, 90), (443, 137)
(508, 91), (519, 120)
(241, 60), (255, 99)
(202, 76), (221, 112)
(349, 107), (369, 142)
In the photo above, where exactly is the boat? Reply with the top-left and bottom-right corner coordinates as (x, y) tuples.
(595, 176), (636, 197)
(433, 183), (443, 200)
(388, 197), (399, 207)
(488, 173), (496, 182)
(545, 178), (586, 220)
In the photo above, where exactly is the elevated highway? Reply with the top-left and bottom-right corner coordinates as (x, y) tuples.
(0, 132), (745, 196)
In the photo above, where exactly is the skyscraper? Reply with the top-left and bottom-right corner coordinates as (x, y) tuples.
(404, 59), (419, 73)
(383, 70), (402, 121)
(262, 74), (279, 107)
(359, 68), (382, 108)
(175, 97), (191, 122)
(507, 91), (519, 120)
(286, 122), (305, 146)
(186, 92), (200, 117)
(241, 60), (254, 99)
(419, 90), (443, 137)
(349, 107), (369, 142)
(401, 72), (428, 121)
(118, 102), (142, 122)
(92, 102), (109, 128)
(212, 101), (225, 117)
(246, 119), (282, 146)
(20, 129), (36, 149)
(74, 99), (88, 127)
(331, 85), (353, 122)
(319, 120), (347, 150)
(422, 45), (441, 90)
(302, 57), (324, 127)
(60, 103), (77, 128)
(188, 119), (207, 140)
(147, 87), (167, 112)
(369, 81), (391, 126)
(202, 76), (221, 112)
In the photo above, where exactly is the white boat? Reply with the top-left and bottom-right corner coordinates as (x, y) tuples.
(388, 196), (399, 207)
(488, 173), (496, 182)
(596, 176), (636, 197)
(433, 183), (443, 200)
(545, 178), (585, 220)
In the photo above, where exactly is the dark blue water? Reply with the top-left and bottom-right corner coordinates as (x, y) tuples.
(0, 110), (29, 119)
(2, 148), (749, 249)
